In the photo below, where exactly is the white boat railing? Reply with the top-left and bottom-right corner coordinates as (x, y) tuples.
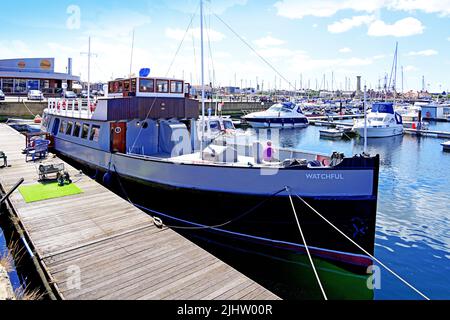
(47, 98), (96, 119)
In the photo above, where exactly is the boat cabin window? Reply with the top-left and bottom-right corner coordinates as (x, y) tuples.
(81, 123), (90, 139)
(131, 78), (137, 92)
(123, 80), (131, 92)
(209, 120), (221, 132)
(223, 120), (234, 130)
(59, 120), (67, 134)
(73, 122), (81, 137)
(269, 104), (293, 112)
(170, 81), (183, 94)
(156, 80), (169, 93)
(139, 79), (154, 93)
(66, 121), (74, 135)
(90, 125), (101, 142)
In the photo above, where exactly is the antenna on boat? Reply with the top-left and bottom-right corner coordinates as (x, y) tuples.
(81, 36), (97, 110)
(363, 84), (368, 155)
(200, 0), (205, 159)
(129, 28), (135, 78)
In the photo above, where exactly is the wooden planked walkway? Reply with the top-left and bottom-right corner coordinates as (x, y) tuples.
(0, 124), (279, 300)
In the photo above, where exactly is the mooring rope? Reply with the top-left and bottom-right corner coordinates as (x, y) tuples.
(22, 101), (36, 118)
(293, 192), (430, 300)
(111, 163), (285, 230)
(286, 187), (328, 300)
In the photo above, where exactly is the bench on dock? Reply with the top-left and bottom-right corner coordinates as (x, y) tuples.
(25, 139), (50, 162)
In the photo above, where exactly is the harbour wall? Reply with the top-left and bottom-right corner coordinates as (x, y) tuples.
(0, 101), (265, 119)
(0, 102), (46, 119)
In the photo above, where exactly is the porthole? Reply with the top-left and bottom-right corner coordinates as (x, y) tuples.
(115, 127), (122, 134)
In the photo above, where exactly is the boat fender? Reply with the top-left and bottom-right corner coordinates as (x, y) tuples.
(153, 217), (164, 229)
(102, 172), (113, 186)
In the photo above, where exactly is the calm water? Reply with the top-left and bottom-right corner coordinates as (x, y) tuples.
(1, 121), (449, 300)
(236, 121), (450, 300)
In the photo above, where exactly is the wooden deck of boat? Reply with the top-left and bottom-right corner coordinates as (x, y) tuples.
(0, 124), (279, 300)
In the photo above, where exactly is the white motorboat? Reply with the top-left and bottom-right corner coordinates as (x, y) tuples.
(353, 102), (404, 138)
(242, 102), (309, 128)
(442, 141), (450, 152)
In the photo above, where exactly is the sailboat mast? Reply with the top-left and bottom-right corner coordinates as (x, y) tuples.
(200, 0), (206, 158)
(129, 28), (135, 78)
(364, 85), (368, 155)
(87, 36), (91, 109)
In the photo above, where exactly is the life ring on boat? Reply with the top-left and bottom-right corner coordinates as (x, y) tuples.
(321, 159), (330, 166)
(62, 100), (67, 110)
(90, 103), (96, 112)
(57, 101), (61, 110)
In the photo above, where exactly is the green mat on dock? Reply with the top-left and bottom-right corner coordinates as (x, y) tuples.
(18, 182), (83, 203)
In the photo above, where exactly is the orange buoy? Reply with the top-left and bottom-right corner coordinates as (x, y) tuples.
(34, 115), (42, 124)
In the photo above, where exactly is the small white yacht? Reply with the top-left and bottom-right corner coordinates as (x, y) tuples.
(197, 115), (236, 142)
(353, 102), (403, 138)
(242, 102), (309, 128)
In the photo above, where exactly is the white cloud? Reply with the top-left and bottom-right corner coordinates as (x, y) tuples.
(390, 0), (450, 17)
(274, 0), (450, 19)
(367, 17), (425, 37)
(407, 49), (438, 56)
(404, 65), (418, 72)
(161, 0), (248, 14)
(253, 35), (285, 48)
(274, 0), (384, 19)
(373, 54), (386, 59)
(83, 9), (151, 39)
(339, 47), (352, 53)
(0, 40), (32, 59)
(328, 15), (376, 33)
(165, 27), (225, 42)
(257, 47), (297, 58)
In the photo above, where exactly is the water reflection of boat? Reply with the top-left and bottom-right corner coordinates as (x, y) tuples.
(320, 128), (343, 139)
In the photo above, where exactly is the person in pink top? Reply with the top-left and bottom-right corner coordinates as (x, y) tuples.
(263, 141), (277, 162)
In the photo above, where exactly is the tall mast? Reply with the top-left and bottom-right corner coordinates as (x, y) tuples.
(87, 36), (91, 109)
(200, 0), (205, 158)
(363, 84), (368, 155)
(129, 28), (135, 78)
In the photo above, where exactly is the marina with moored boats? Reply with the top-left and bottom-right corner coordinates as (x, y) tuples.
(1, 0), (450, 303)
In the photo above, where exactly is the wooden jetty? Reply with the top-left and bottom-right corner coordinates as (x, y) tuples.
(309, 120), (354, 127)
(0, 124), (279, 300)
(404, 128), (450, 139)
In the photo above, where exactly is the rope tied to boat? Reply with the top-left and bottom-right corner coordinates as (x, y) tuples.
(290, 189), (430, 300)
(285, 187), (328, 300)
(112, 163), (285, 230)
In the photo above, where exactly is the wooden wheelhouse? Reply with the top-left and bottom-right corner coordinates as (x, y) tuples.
(107, 77), (190, 99)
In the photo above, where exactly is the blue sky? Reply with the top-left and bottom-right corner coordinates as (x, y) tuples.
(0, 0), (449, 92)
